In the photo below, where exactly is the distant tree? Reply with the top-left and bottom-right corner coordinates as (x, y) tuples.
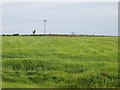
(32, 29), (36, 35)
(12, 33), (19, 36)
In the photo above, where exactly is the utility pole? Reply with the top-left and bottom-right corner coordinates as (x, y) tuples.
(43, 20), (47, 35)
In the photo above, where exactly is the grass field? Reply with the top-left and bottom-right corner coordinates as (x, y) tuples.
(2, 36), (118, 88)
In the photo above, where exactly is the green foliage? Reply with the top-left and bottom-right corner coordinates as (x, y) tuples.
(2, 36), (118, 88)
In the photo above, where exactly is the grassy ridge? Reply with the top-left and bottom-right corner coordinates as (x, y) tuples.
(2, 36), (118, 88)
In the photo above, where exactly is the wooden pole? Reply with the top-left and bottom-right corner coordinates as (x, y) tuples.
(43, 20), (47, 35)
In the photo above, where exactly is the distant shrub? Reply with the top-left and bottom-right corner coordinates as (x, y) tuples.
(2, 34), (6, 36)
(12, 34), (19, 36)
(2, 34), (11, 36)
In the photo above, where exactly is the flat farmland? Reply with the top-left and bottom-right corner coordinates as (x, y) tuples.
(2, 36), (118, 88)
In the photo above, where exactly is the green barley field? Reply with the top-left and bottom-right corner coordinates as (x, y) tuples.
(2, 36), (118, 88)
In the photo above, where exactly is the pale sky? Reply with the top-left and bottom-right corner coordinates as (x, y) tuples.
(2, 2), (118, 35)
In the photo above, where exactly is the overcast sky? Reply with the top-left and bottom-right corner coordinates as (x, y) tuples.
(2, 2), (118, 35)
